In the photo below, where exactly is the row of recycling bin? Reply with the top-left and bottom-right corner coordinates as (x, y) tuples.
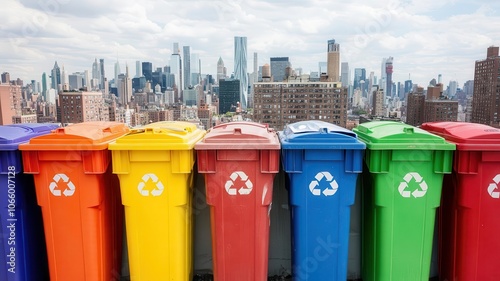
(1, 120), (500, 280)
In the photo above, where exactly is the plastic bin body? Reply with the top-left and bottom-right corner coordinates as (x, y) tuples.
(0, 124), (57, 281)
(421, 122), (500, 281)
(109, 121), (205, 280)
(195, 122), (280, 281)
(279, 121), (365, 280)
(353, 121), (454, 281)
(19, 122), (129, 281)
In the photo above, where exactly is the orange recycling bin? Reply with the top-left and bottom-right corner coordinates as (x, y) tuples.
(195, 122), (281, 281)
(19, 122), (129, 281)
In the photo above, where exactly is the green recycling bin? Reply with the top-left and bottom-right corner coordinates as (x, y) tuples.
(353, 121), (454, 281)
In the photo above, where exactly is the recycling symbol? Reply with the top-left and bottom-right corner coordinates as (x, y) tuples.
(49, 173), (76, 197)
(225, 171), (253, 195)
(398, 172), (428, 198)
(309, 172), (338, 196)
(487, 174), (500, 199)
(137, 173), (164, 197)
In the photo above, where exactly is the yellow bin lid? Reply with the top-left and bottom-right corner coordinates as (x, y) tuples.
(108, 121), (206, 151)
(19, 121), (130, 151)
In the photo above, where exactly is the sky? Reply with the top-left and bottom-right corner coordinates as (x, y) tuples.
(1, 0), (499, 88)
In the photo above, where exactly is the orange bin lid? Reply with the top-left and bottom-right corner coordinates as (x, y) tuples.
(195, 121), (280, 150)
(19, 121), (130, 151)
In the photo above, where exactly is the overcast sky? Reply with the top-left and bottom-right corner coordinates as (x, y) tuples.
(1, 0), (499, 88)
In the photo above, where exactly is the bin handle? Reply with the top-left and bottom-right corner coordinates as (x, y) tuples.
(132, 127), (191, 133)
(357, 126), (373, 134)
(403, 127), (414, 134)
(102, 124), (127, 134)
(54, 127), (66, 134)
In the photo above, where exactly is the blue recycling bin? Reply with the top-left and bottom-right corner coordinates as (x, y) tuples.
(0, 123), (58, 281)
(279, 121), (365, 281)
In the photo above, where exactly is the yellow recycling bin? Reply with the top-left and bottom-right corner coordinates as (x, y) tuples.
(108, 121), (205, 280)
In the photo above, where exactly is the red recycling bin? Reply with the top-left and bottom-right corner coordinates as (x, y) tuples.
(421, 121), (500, 281)
(195, 122), (280, 281)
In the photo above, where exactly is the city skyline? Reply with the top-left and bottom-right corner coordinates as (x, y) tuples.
(1, 0), (500, 87)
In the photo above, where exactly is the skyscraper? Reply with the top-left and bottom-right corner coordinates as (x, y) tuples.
(219, 79), (240, 113)
(253, 52), (258, 83)
(117, 63), (132, 106)
(170, 43), (182, 90)
(372, 87), (384, 117)
(341, 62), (350, 87)
(270, 57), (290, 82)
(190, 53), (200, 86)
(380, 58), (387, 91)
(353, 68), (366, 94)
(61, 65), (68, 91)
(41, 72), (47, 100)
(99, 59), (105, 90)
(327, 39), (340, 82)
(385, 57), (394, 97)
(447, 80), (458, 97)
(114, 61), (121, 86)
(472, 46), (500, 127)
(136, 61), (142, 78)
(404, 80), (413, 96)
(92, 58), (100, 85)
(51, 61), (61, 90)
(68, 73), (84, 90)
(234, 36), (248, 109)
(217, 57), (226, 83)
(183, 46), (191, 89)
(142, 62), (153, 82)
(1, 72), (10, 84)
(406, 87), (425, 126)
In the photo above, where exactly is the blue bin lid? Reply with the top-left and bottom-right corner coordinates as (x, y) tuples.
(279, 120), (365, 150)
(0, 124), (59, 151)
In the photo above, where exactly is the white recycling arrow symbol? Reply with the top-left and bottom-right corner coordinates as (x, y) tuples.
(487, 174), (500, 199)
(48, 173), (76, 197)
(398, 172), (428, 198)
(309, 171), (339, 197)
(225, 171), (253, 195)
(137, 173), (164, 197)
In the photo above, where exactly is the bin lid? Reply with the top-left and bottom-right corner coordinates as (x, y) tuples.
(0, 124), (60, 150)
(279, 120), (365, 150)
(108, 121), (206, 151)
(19, 121), (129, 151)
(195, 121), (280, 150)
(421, 121), (500, 151)
(353, 121), (455, 150)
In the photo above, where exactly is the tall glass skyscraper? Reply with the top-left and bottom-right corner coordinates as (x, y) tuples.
(234, 36), (248, 109)
(51, 61), (61, 90)
(41, 72), (47, 99)
(170, 43), (181, 91)
(99, 59), (105, 90)
(183, 46), (191, 89)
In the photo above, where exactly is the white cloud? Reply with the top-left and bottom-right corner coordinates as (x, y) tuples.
(1, 0), (500, 87)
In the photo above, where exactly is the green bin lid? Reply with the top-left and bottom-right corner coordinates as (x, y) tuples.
(353, 121), (455, 150)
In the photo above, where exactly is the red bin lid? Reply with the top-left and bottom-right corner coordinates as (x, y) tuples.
(195, 121), (280, 150)
(421, 121), (500, 151)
